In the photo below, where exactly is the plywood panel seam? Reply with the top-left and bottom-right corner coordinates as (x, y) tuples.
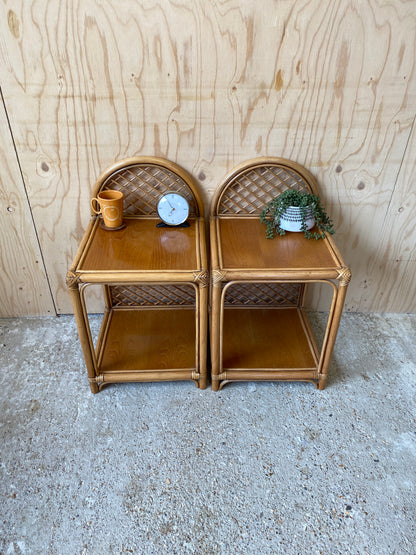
(0, 86), (57, 316)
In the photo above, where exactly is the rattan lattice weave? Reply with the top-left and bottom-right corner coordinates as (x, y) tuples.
(101, 164), (197, 216)
(224, 282), (302, 307)
(109, 284), (196, 308)
(90, 157), (203, 218)
(213, 161), (316, 216)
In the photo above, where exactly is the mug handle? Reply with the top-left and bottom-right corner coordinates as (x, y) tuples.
(91, 198), (101, 215)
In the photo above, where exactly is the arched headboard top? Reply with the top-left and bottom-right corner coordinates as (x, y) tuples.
(91, 156), (204, 217)
(210, 157), (319, 217)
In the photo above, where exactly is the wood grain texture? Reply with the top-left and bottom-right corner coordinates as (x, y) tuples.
(0, 0), (415, 313)
(223, 308), (316, 369)
(361, 117), (416, 312)
(100, 308), (196, 372)
(0, 90), (54, 316)
(78, 218), (198, 272)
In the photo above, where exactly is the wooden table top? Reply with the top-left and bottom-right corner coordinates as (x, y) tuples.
(77, 217), (202, 273)
(214, 217), (344, 273)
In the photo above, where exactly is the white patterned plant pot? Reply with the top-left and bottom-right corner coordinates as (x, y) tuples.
(278, 206), (315, 232)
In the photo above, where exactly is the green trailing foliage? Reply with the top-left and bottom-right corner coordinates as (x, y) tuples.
(260, 189), (335, 240)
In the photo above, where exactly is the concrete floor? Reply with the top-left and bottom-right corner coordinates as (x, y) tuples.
(0, 312), (415, 554)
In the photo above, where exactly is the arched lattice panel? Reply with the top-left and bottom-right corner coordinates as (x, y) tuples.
(100, 163), (199, 216)
(214, 161), (316, 216)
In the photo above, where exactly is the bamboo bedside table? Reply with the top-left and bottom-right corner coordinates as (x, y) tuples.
(67, 157), (208, 393)
(210, 157), (351, 391)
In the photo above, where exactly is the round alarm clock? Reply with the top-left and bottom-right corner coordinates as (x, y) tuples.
(157, 192), (190, 226)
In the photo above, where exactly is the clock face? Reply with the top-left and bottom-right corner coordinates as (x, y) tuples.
(157, 192), (190, 226)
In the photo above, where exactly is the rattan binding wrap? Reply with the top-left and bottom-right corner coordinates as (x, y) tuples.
(211, 158), (318, 216)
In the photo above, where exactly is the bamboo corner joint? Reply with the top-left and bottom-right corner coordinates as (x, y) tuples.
(337, 266), (352, 287)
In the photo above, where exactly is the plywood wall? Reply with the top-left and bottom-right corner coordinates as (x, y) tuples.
(0, 90), (55, 316)
(0, 0), (415, 315)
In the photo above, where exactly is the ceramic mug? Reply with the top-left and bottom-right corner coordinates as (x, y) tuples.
(91, 190), (124, 228)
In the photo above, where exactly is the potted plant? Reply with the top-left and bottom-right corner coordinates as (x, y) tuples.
(260, 189), (335, 240)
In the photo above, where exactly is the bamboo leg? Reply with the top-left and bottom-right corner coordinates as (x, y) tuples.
(318, 272), (350, 390)
(211, 276), (222, 391)
(199, 282), (208, 389)
(67, 273), (99, 393)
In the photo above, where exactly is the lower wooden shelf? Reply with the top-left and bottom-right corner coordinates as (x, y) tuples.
(95, 307), (197, 381)
(222, 307), (319, 376)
